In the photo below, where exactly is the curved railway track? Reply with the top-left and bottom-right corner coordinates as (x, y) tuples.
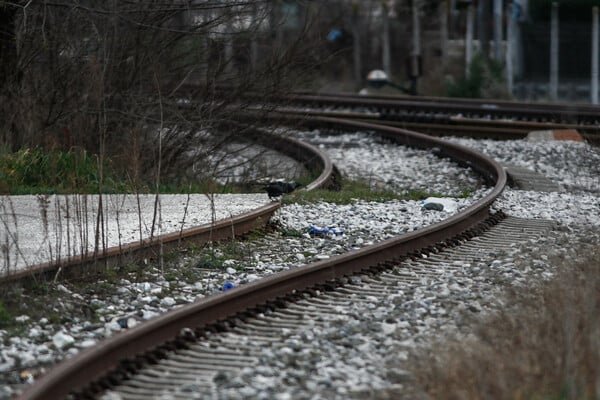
(19, 117), (508, 399)
(0, 130), (338, 285)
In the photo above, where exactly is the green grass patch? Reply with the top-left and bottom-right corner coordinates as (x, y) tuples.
(0, 147), (302, 195)
(0, 147), (129, 194)
(281, 179), (460, 205)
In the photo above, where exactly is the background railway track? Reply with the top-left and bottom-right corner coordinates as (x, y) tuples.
(268, 92), (600, 144)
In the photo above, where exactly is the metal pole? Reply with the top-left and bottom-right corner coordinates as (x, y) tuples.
(382, 2), (392, 77)
(550, 2), (559, 101)
(411, 0), (421, 94)
(478, 0), (491, 60)
(412, 0), (421, 60)
(506, 2), (514, 95)
(440, 1), (448, 69)
(592, 6), (599, 104)
(352, 3), (362, 89)
(466, 4), (474, 78)
(493, 0), (503, 61)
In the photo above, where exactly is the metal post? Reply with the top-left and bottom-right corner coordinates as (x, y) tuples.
(352, 3), (362, 89)
(493, 0), (503, 61)
(506, 2), (514, 95)
(412, 1), (421, 57)
(466, 4), (474, 78)
(411, 0), (421, 94)
(382, 2), (391, 77)
(592, 6), (599, 104)
(478, 0), (491, 59)
(440, 1), (448, 68)
(550, 2), (559, 101)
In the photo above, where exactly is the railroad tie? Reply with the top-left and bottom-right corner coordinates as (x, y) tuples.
(503, 164), (561, 192)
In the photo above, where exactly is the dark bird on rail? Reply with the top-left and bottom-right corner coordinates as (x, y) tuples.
(264, 181), (302, 200)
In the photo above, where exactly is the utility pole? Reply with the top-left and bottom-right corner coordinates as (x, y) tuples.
(549, 2), (559, 101)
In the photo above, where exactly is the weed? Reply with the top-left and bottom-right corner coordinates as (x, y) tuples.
(405, 247), (600, 400)
(0, 147), (281, 195)
(281, 229), (304, 238)
(163, 272), (179, 282)
(447, 53), (510, 99)
(0, 302), (12, 328)
(282, 178), (448, 205)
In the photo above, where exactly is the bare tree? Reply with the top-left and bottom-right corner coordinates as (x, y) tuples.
(0, 0), (326, 189)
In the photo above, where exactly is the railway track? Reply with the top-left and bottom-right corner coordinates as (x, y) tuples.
(93, 214), (556, 399)
(13, 92), (596, 398)
(19, 117), (508, 399)
(267, 92), (600, 144)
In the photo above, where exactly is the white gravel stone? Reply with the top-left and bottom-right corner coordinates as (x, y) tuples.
(52, 331), (75, 350)
(160, 297), (176, 307)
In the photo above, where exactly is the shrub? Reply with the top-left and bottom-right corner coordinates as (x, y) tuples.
(447, 53), (510, 99)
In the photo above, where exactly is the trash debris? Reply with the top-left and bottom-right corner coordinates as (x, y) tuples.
(422, 202), (444, 211)
(308, 226), (330, 236)
(19, 370), (34, 384)
(116, 315), (141, 329)
(420, 197), (459, 212)
(308, 226), (344, 237)
(222, 281), (235, 291)
(330, 227), (344, 236)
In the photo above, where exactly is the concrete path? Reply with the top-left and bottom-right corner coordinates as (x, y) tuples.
(0, 193), (270, 274)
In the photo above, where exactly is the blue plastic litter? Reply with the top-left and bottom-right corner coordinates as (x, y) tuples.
(308, 226), (344, 237)
(309, 226), (330, 236)
(330, 227), (344, 236)
(222, 281), (235, 291)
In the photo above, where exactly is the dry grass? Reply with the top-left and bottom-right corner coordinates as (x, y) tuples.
(407, 249), (600, 400)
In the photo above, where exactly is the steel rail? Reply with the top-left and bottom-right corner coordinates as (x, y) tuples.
(0, 130), (337, 285)
(19, 117), (506, 400)
(271, 94), (600, 143)
(295, 90), (600, 113)
(285, 92), (600, 122)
